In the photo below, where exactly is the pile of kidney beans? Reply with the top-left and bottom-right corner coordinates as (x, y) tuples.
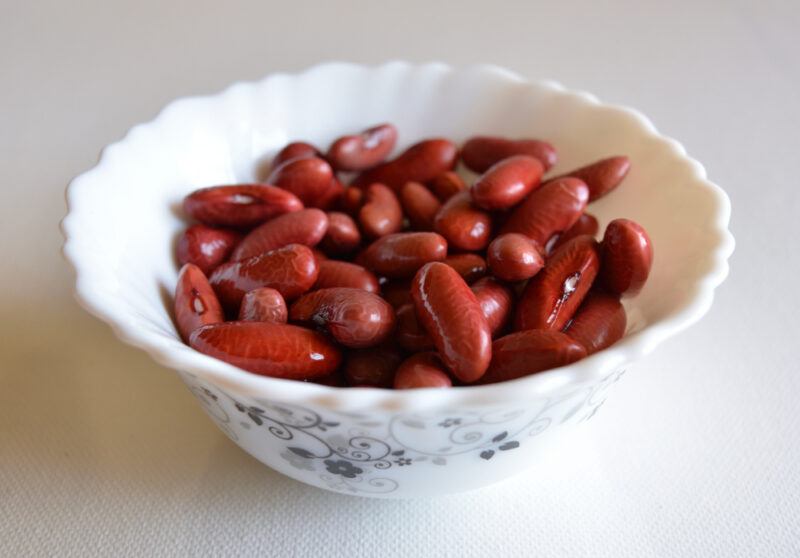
(173, 123), (653, 389)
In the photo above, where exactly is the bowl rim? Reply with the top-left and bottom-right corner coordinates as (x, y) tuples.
(61, 60), (735, 410)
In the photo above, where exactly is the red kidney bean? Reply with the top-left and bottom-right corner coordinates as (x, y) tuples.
(210, 244), (319, 311)
(514, 235), (600, 331)
(238, 287), (288, 323)
(290, 287), (396, 348)
(231, 208), (329, 261)
(327, 123), (398, 171)
(394, 352), (452, 389)
(189, 321), (341, 379)
(382, 279), (413, 308)
(487, 233), (545, 282)
(443, 253), (487, 283)
(550, 213), (599, 254)
(319, 211), (361, 255)
(470, 155), (544, 210)
(599, 218), (653, 296)
(400, 181), (441, 230)
(555, 156), (630, 201)
(311, 248), (328, 262)
(353, 139), (458, 190)
(478, 330), (586, 384)
(314, 260), (380, 293)
(360, 232), (448, 278)
(272, 141), (321, 168)
(314, 370), (347, 387)
(359, 183), (403, 238)
(433, 191), (492, 251)
(411, 262), (492, 382)
(177, 225), (242, 275)
(471, 277), (514, 336)
(461, 136), (557, 173)
(343, 342), (404, 387)
(266, 157), (334, 208)
(501, 177), (589, 247)
(174, 264), (224, 342)
(183, 184), (303, 229)
(564, 292), (627, 354)
(340, 187), (364, 216)
(396, 303), (435, 352)
(316, 177), (346, 211)
(428, 171), (466, 202)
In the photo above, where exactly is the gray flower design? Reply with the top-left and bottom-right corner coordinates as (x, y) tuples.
(324, 459), (363, 478)
(280, 450), (316, 471)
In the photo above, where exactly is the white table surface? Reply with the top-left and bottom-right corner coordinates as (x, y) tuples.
(2, 1), (799, 556)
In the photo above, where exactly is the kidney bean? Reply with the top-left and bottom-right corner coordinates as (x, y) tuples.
(396, 303), (435, 352)
(382, 279), (413, 308)
(174, 264), (224, 342)
(290, 287), (396, 348)
(550, 213), (599, 254)
(461, 136), (557, 173)
(599, 218), (653, 296)
(210, 243), (319, 311)
(340, 187), (364, 216)
(411, 262), (492, 383)
(319, 211), (361, 255)
(394, 352), (452, 389)
(231, 208), (329, 261)
(564, 292), (626, 354)
(316, 177), (346, 211)
(327, 123), (398, 171)
(487, 233), (545, 282)
(428, 171), (466, 202)
(360, 232), (448, 278)
(470, 155), (544, 210)
(433, 191), (492, 251)
(359, 183), (403, 238)
(343, 342), (404, 387)
(183, 184), (303, 229)
(478, 330), (586, 384)
(314, 260), (379, 293)
(266, 157), (334, 208)
(443, 253), (487, 283)
(177, 225), (242, 275)
(471, 277), (514, 336)
(555, 156), (630, 201)
(400, 181), (441, 230)
(238, 287), (288, 323)
(353, 139), (458, 190)
(311, 248), (328, 262)
(272, 141), (321, 168)
(501, 177), (589, 247)
(514, 235), (600, 331)
(314, 370), (347, 387)
(189, 321), (341, 379)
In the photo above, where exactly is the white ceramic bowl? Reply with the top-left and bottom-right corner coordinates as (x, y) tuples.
(62, 61), (734, 498)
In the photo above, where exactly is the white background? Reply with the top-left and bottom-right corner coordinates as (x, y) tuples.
(2, 1), (799, 556)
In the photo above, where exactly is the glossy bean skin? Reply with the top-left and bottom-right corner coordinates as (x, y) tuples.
(411, 262), (492, 383)
(238, 287), (288, 323)
(471, 277), (514, 336)
(231, 208), (329, 261)
(183, 184), (303, 229)
(316, 177), (346, 211)
(400, 181), (441, 230)
(550, 213), (599, 253)
(487, 233), (545, 282)
(360, 232), (448, 278)
(358, 183), (403, 238)
(189, 321), (341, 380)
(272, 142), (321, 168)
(340, 187), (364, 216)
(210, 244), (319, 311)
(267, 157), (335, 208)
(599, 218), (653, 296)
(396, 303), (435, 352)
(290, 288), (396, 348)
(470, 155), (544, 210)
(564, 292), (626, 354)
(514, 236), (600, 331)
(174, 264), (224, 342)
(433, 191), (492, 251)
(555, 156), (630, 201)
(177, 225), (243, 275)
(381, 279), (413, 308)
(343, 342), (404, 387)
(501, 177), (589, 247)
(314, 260), (380, 293)
(327, 123), (398, 171)
(478, 330), (586, 384)
(353, 139), (458, 190)
(428, 171), (466, 202)
(394, 352), (452, 389)
(319, 211), (361, 255)
(443, 253), (487, 283)
(461, 136), (557, 173)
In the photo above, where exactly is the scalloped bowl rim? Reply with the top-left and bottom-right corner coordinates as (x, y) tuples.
(61, 61), (735, 411)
